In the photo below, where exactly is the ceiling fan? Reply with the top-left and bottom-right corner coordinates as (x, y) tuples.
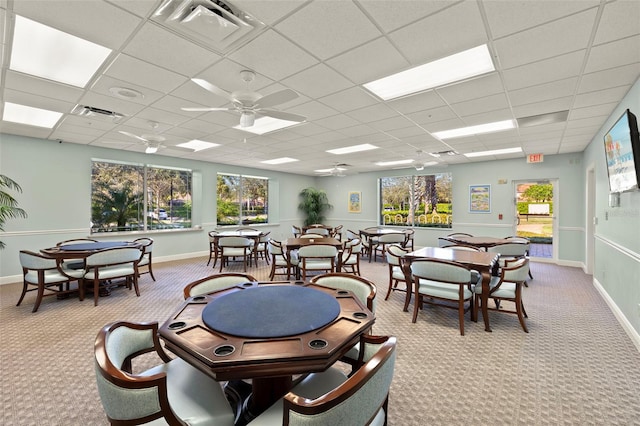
(315, 163), (351, 177)
(117, 122), (194, 154)
(181, 70), (307, 128)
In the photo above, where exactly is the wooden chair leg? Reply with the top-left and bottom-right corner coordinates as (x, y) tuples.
(16, 281), (29, 307)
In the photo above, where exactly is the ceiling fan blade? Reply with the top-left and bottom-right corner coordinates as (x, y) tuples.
(118, 131), (148, 142)
(255, 89), (299, 109)
(191, 78), (232, 100)
(259, 109), (307, 122)
(181, 107), (233, 112)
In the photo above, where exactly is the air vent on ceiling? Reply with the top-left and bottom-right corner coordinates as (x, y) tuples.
(152, 0), (265, 54)
(516, 110), (569, 128)
(71, 105), (124, 122)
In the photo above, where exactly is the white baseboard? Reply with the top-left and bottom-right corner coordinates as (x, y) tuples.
(593, 277), (640, 352)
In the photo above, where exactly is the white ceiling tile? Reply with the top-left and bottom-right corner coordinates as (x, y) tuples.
(91, 75), (165, 106)
(494, 8), (597, 69)
(123, 23), (222, 77)
(450, 93), (510, 117)
(326, 37), (410, 84)
(4, 70), (84, 103)
(573, 85), (633, 108)
(388, 90), (447, 115)
(105, 54), (187, 93)
(282, 64), (355, 99)
(509, 78), (578, 107)
(389, 1), (487, 64)
(502, 50), (586, 90)
(319, 87), (379, 113)
(229, 30), (318, 81)
(3, 88), (74, 113)
(357, 0), (454, 33)
(579, 63), (640, 93)
(275, 1), (382, 60)
(568, 103), (618, 121)
(483, 0), (599, 39)
(435, 73), (505, 104)
(584, 35), (640, 73)
(513, 97), (573, 118)
(593, 0), (640, 45)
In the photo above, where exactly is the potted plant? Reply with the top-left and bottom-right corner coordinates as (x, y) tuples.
(0, 175), (27, 249)
(298, 187), (332, 226)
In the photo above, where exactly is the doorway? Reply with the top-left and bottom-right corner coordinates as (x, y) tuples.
(513, 179), (556, 259)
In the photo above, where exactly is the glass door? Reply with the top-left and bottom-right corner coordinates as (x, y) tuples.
(513, 179), (556, 259)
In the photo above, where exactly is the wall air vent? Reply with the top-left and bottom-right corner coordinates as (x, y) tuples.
(71, 105), (124, 122)
(152, 0), (265, 54)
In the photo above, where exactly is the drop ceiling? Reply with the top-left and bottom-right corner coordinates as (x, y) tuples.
(1, 0), (639, 176)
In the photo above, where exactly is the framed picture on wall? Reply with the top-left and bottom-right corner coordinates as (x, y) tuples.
(469, 184), (491, 213)
(348, 191), (362, 213)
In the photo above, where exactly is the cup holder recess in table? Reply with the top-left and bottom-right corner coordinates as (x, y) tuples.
(353, 312), (368, 319)
(242, 282), (254, 287)
(309, 339), (328, 350)
(168, 321), (187, 330)
(336, 290), (349, 296)
(213, 345), (236, 357)
(294, 281), (304, 285)
(191, 296), (206, 302)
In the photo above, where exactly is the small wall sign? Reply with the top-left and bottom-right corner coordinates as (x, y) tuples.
(527, 153), (544, 163)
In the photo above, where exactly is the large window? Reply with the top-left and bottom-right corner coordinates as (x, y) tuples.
(91, 160), (192, 233)
(217, 173), (268, 226)
(379, 173), (452, 228)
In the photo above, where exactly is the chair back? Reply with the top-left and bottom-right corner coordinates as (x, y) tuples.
(410, 259), (471, 285)
(378, 233), (405, 244)
(281, 335), (397, 426)
(501, 258), (530, 283)
(448, 244), (480, 252)
(346, 229), (359, 240)
(85, 247), (142, 269)
(218, 236), (252, 248)
(292, 225), (302, 237)
(385, 245), (408, 266)
(297, 244), (338, 259)
(94, 321), (182, 425)
(447, 232), (473, 238)
(438, 237), (453, 247)
(488, 242), (528, 257)
(299, 234), (324, 239)
(57, 238), (98, 246)
(134, 238), (153, 257)
(305, 227), (329, 236)
(311, 273), (376, 311)
(183, 273), (257, 299)
(19, 250), (57, 271)
(208, 230), (219, 242)
(344, 238), (362, 254)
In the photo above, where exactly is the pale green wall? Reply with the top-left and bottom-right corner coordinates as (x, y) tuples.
(583, 76), (640, 335)
(318, 152), (585, 263)
(0, 134), (315, 278)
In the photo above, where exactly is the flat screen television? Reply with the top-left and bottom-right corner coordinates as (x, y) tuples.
(603, 108), (640, 193)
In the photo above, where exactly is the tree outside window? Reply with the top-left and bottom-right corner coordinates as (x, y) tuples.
(91, 161), (192, 233)
(217, 173), (268, 226)
(379, 173), (452, 228)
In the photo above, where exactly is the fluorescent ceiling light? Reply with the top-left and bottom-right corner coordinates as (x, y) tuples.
(315, 167), (347, 173)
(326, 144), (379, 155)
(236, 116), (300, 135)
(376, 159), (414, 166)
(464, 147), (523, 158)
(177, 139), (220, 151)
(145, 146), (159, 154)
(261, 157), (298, 165)
(10, 15), (112, 88)
(363, 45), (494, 100)
(433, 120), (515, 140)
(2, 102), (63, 128)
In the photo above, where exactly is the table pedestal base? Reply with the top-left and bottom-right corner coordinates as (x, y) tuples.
(227, 376), (293, 426)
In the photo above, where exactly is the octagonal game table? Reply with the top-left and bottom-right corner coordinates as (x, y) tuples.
(158, 280), (375, 421)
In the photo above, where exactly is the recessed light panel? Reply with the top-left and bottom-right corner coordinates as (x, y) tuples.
(433, 120), (515, 140)
(177, 140), (220, 151)
(236, 116), (300, 135)
(376, 159), (414, 166)
(10, 15), (112, 88)
(3, 102), (63, 128)
(326, 144), (379, 155)
(261, 157), (299, 165)
(464, 147), (523, 158)
(364, 45), (495, 100)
